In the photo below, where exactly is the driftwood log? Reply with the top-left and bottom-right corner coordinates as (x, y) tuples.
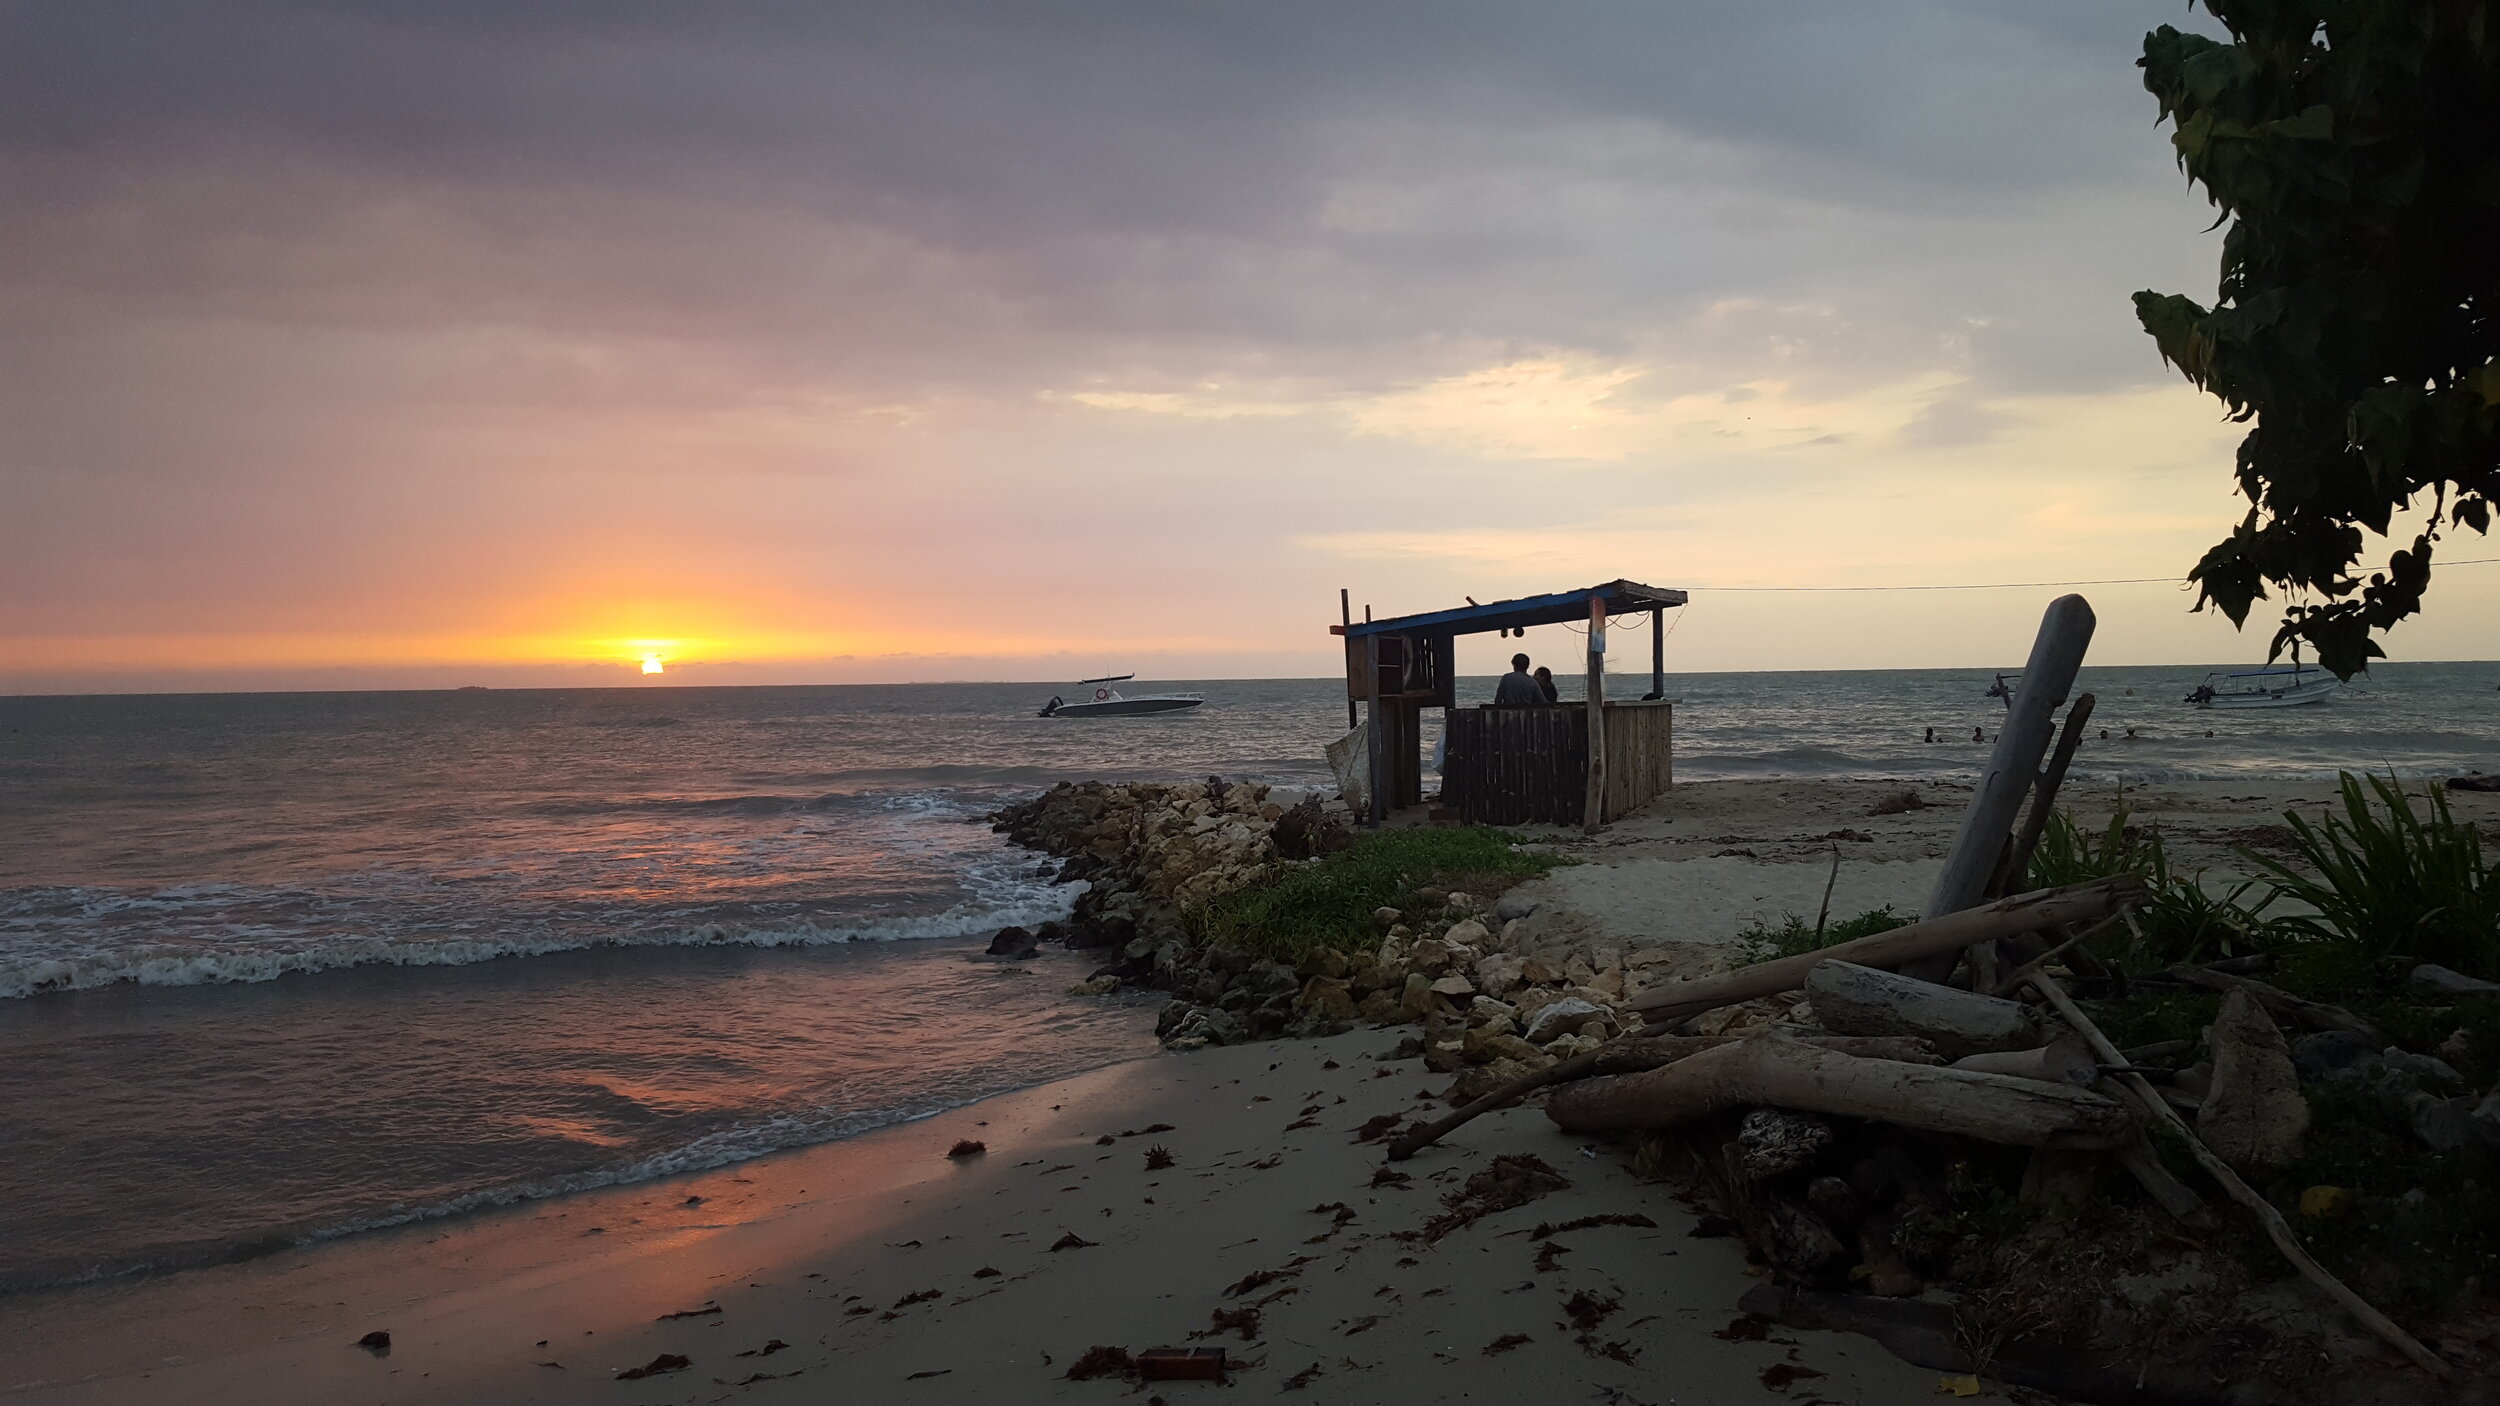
(2158, 964), (2390, 1047)
(1950, 1035), (2097, 1086)
(1544, 1033), (2133, 1149)
(1628, 876), (2145, 1023)
(1804, 959), (2044, 1060)
(2027, 972), (2450, 1379)
(1382, 1033), (1938, 1161)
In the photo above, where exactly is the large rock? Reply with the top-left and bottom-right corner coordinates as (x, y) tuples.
(1443, 919), (1492, 950)
(2197, 990), (2310, 1175)
(1473, 954), (1526, 999)
(2289, 1029), (2380, 1081)
(1525, 997), (1608, 1044)
(1295, 975), (1357, 1024)
(1462, 1028), (1545, 1066)
(1803, 960), (2042, 1061)
(1397, 973), (1444, 1023)
(2406, 963), (2500, 999)
(983, 925), (1039, 959)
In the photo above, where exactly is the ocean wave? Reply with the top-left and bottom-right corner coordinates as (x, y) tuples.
(0, 887), (1079, 1002)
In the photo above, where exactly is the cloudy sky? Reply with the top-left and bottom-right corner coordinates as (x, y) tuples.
(5, 2), (2490, 691)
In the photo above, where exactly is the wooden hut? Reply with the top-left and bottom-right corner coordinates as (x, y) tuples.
(1332, 579), (1686, 832)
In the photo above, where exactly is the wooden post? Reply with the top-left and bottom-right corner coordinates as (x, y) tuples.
(1364, 632), (1387, 826)
(1583, 596), (1607, 833)
(1341, 588), (1358, 730)
(1650, 608), (1665, 700)
(1904, 595), (2095, 983)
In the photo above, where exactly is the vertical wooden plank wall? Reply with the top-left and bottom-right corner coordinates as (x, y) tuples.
(1600, 701), (1674, 822)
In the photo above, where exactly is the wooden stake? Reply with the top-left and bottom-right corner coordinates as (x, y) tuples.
(2027, 973), (2451, 1379)
(1583, 595), (1607, 834)
(1907, 595), (2096, 982)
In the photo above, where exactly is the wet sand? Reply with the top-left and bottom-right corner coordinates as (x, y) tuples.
(4, 1029), (1945, 1404)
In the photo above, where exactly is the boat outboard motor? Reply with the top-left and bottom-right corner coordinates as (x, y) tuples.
(1039, 695), (1064, 717)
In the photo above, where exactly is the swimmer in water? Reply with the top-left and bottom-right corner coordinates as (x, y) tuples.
(1972, 726), (1984, 743)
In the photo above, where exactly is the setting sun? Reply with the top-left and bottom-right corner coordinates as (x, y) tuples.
(639, 654), (665, 675)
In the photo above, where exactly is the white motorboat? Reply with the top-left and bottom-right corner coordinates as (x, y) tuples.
(1038, 675), (1206, 718)
(2185, 664), (2341, 709)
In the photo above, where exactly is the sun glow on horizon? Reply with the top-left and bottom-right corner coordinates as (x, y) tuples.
(640, 653), (665, 674)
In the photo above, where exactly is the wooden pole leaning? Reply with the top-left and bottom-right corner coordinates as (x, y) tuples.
(1627, 876), (2145, 1023)
(1906, 594), (2097, 983)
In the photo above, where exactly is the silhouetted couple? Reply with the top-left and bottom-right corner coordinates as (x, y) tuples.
(1495, 653), (1559, 706)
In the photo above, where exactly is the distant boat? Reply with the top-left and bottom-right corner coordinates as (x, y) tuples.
(1038, 675), (1206, 718)
(2185, 664), (2341, 710)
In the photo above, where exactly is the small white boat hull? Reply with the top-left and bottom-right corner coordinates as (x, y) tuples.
(1039, 692), (1205, 718)
(2187, 671), (2340, 709)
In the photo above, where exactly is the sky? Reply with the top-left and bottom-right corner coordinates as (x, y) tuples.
(4, 1), (2494, 693)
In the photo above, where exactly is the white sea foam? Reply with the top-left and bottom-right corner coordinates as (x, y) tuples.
(0, 880), (1080, 1000)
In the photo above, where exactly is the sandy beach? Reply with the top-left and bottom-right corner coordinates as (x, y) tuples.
(9, 775), (2493, 1403)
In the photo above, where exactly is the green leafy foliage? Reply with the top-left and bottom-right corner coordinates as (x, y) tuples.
(1732, 905), (1911, 966)
(2026, 810), (2298, 968)
(2241, 772), (2500, 978)
(1194, 826), (1564, 962)
(2136, 6), (2500, 677)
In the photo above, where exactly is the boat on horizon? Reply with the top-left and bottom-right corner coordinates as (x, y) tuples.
(1038, 675), (1206, 718)
(2185, 663), (2341, 710)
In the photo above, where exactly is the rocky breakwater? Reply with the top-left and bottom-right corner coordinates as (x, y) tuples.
(991, 776), (1316, 955)
(991, 781), (1656, 1100)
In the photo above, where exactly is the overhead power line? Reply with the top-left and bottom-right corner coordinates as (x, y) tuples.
(1691, 557), (2500, 594)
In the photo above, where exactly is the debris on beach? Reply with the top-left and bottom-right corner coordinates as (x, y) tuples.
(351, 1330), (391, 1354)
(1061, 1345), (1135, 1380)
(1421, 1154), (1569, 1241)
(945, 1139), (986, 1158)
(615, 1352), (692, 1380)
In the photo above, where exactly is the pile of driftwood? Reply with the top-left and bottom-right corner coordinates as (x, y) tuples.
(1387, 596), (2453, 1382)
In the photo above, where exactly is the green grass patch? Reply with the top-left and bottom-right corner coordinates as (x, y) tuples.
(1193, 826), (1565, 963)
(1732, 905), (1912, 965)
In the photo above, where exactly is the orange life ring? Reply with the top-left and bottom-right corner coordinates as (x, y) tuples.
(1095, 688), (1110, 701)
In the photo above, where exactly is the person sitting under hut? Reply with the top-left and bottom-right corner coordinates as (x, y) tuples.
(1494, 653), (1546, 706)
(1534, 666), (1560, 703)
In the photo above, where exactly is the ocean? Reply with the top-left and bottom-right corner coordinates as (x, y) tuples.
(4, 663), (2496, 1293)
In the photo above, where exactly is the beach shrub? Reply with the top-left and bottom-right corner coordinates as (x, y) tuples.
(1732, 906), (1911, 965)
(2027, 810), (2298, 969)
(1194, 826), (1564, 961)
(2243, 773), (2499, 980)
